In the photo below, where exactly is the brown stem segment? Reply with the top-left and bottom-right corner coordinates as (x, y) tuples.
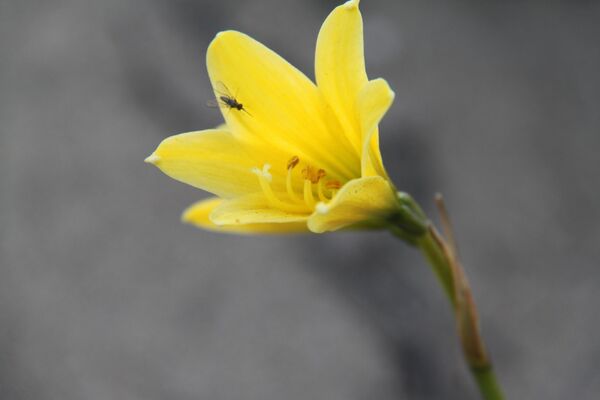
(410, 194), (505, 400)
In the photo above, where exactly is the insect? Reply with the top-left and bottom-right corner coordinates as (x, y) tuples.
(207, 81), (251, 116)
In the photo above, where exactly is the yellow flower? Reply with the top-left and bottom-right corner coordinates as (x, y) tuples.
(145, 0), (400, 234)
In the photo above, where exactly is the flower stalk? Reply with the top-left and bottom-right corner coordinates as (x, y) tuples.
(388, 193), (505, 400)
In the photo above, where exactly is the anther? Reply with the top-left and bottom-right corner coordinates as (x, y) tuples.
(301, 165), (325, 184)
(326, 180), (341, 190)
(317, 169), (326, 182)
(326, 180), (341, 198)
(287, 156), (300, 170)
(301, 166), (311, 181)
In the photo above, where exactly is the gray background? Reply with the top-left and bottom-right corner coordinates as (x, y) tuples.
(2, 0), (599, 399)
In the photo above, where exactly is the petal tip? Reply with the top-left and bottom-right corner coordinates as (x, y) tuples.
(208, 30), (232, 55)
(181, 204), (198, 225)
(374, 78), (395, 97)
(211, 30), (243, 47)
(180, 211), (193, 224)
(214, 30), (232, 39)
(343, 0), (360, 10)
(208, 30), (247, 66)
(388, 88), (396, 101)
(144, 153), (160, 165)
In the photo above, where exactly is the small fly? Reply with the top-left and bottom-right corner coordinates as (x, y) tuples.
(207, 81), (251, 116)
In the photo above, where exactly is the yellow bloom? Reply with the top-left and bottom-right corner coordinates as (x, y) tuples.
(145, 0), (400, 234)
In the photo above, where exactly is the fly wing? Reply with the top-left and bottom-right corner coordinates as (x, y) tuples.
(208, 82), (228, 108)
(213, 81), (232, 97)
(206, 99), (223, 109)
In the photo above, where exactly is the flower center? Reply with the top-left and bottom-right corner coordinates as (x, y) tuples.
(251, 156), (341, 214)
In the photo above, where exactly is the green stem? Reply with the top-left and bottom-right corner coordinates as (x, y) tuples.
(471, 366), (505, 400)
(415, 231), (506, 400)
(390, 192), (505, 399)
(416, 232), (456, 307)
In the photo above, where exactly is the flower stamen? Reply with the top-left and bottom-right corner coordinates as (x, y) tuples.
(286, 156), (301, 202)
(252, 161), (341, 214)
(252, 164), (307, 213)
(326, 180), (342, 198)
(303, 180), (317, 208)
(302, 165), (324, 208)
(317, 170), (328, 202)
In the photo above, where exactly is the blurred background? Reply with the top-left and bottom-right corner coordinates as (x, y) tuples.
(2, 0), (599, 399)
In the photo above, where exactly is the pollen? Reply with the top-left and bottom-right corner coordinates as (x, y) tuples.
(301, 165), (326, 184)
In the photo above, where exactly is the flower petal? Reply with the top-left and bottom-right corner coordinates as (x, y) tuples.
(307, 176), (397, 233)
(182, 197), (308, 234)
(146, 129), (261, 198)
(210, 193), (310, 225)
(357, 78), (394, 178)
(207, 30), (359, 182)
(315, 0), (367, 154)
(210, 193), (308, 225)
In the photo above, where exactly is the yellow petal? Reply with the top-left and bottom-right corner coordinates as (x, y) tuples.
(357, 78), (395, 178)
(307, 176), (397, 233)
(182, 197), (308, 234)
(315, 0), (367, 154)
(146, 129), (261, 198)
(207, 30), (359, 182)
(210, 193), (309, 225)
